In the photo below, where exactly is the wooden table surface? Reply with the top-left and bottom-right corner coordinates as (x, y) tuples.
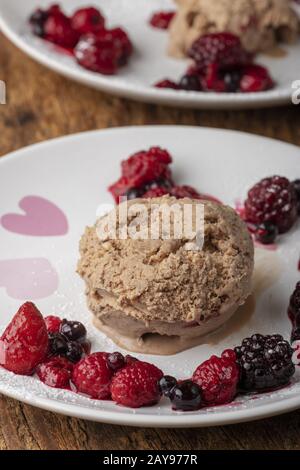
(1, 33), (300, 451)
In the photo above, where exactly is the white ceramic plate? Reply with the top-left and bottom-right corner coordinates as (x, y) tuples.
(0, 0), (300, 109)
(0, 126), (300, 427)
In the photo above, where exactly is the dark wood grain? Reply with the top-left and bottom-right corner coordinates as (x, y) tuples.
(0, 33), (300, 450)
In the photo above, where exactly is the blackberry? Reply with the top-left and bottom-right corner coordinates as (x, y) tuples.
(158, 375), (177, 397)
(288, 282), (300, 341)
(244, 176), (298, 234)
(292, 179), (300, 214)
(234, 334), (295, 392)
(29, 9), (48, 37)
(188, 32), (250, 70)
(170, 380), (202, 411)
(254, 222), (278, 245)
(291, 327), (300, 343)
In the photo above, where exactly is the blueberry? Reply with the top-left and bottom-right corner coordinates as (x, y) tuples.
(223, 70), (241, 92)
(158, 375), (177, 397)
(124, 187), (144, 200)
(65, 341), (84, 363)
(179, 74), (201, 91)
(29, 9), (48, 37)
(107, 352), (125, 371)
(170, 380), (202, 411)
(49, 333), (68, 356)
(254, 222), (278, 245)
(60, 320), (87, 343)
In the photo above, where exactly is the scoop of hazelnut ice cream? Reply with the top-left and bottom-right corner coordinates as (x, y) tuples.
(78, 196), (254, 355)
(168, 0), (299, 58)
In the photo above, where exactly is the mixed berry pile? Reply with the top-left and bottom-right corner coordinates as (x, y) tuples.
(108, 146), (219, 203)
(155, 32), (274, 93)
(109, 147), (300, 251)
(29, 4), (133, 75)
(0, 302), (297, 411)
(28, 5), (275, 93)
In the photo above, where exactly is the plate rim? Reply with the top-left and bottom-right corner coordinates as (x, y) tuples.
(0, 0), (296, 110)
(1, 124), (300, 165)
(0, 125), (300, 427)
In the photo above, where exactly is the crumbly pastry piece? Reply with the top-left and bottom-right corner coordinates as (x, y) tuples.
(78, 196), (254, 354)
(168, 0), (299, 57)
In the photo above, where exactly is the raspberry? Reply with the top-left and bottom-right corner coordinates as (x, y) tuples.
(109, 147), (173, 202)
(240, 65), (274, 92)
(170, 380), (202, 411)
(188, 33), (251, 70)
(155, 79), (179, 89)
(45, 315), (62, 333)
(143, 187), (170, 198)
(72, 352), (112, 399)
(192, 350), (239, 406)
(202, 63), (227, 92)
(111, 361), (163, 408)
(75, 32), (122, 75)
(244, 176), (298, 234)
(107, 28), (133, 66)
(44, 8), (79, 49)
(0, 302), (48, 375)
(36, 357), (73, 389)
(149, 11), (175, 30)
(234, 334), (295, 392)
(71, 7), (105, 35)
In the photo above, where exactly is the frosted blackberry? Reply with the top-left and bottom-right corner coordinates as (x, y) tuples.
(288, 282), (300, 342)
(292, 179), (300, 214)
(244, 176), (298, 234)
(234, 334), (295, 392)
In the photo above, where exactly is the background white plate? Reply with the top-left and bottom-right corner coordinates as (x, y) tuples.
(0, 0), (300, 109)
(0, 126), (299, 427)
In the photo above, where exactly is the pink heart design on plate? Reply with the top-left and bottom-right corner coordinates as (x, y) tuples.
(1, 196), (68, 236)
(0, 258), (59, 300)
